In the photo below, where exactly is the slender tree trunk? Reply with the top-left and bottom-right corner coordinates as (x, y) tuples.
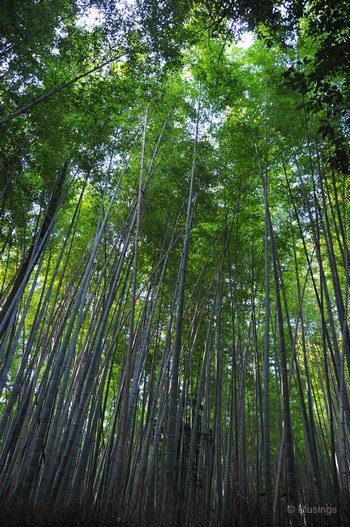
(164, 104), (200, 524)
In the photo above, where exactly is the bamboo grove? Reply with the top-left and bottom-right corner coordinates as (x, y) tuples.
(0, 1), (349, 526)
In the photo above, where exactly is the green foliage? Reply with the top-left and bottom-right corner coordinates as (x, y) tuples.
(0, 2), (349, 525)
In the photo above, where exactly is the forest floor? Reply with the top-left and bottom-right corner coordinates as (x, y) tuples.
(0, 501), (347, 527)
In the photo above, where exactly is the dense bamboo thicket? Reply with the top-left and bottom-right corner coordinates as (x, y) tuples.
(0, 1), (349, 526)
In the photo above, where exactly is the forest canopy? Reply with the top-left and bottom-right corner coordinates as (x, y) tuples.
(0, 1), (349, 526)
